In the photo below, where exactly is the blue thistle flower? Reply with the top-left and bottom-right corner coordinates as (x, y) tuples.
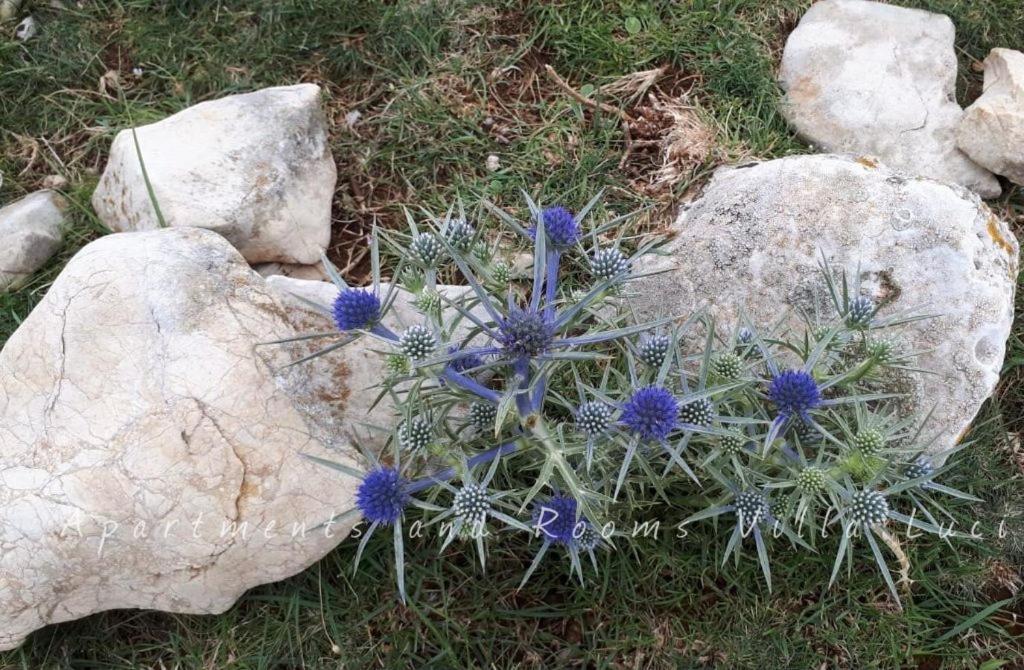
(768, 369), (821, 420)
(332, 289), (381, 331)
(498, 307), (555, 358)
(533, 494), (584, 545)
(535, 206), (579, 248)
(621, 385), (678, 441)
(356, 467), (410, 526)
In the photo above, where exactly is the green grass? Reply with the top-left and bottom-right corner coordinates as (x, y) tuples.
(2, 0), (1023, 667)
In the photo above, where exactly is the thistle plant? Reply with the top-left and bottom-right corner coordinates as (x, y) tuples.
(279, 192), (978, 609)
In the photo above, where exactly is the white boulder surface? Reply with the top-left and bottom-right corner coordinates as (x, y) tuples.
(634, 154), (1018, 457)
(91, 84), (336, 264)
(778, 0), (1000, 198)
(0, 190), (66, 291)
(957, 48), (1024, 186)
(0, 228), (383, 650)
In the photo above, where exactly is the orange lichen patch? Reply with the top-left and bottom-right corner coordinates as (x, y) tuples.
(987, 215), (1017, 257)
(856, 156), (878, 168)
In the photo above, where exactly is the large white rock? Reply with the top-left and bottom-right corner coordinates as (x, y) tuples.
(957, 48), (1024, 186)
(0, 190), (65, 291)
(778, 0), (1000, 198)
(0, 229), (390, 650)
(634, 154), (1018, 457)
(91, 84), (335, 264)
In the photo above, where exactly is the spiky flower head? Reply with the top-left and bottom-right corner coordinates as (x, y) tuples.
(679, 397), (713, 427)
(576, 523), (601, 551)
(793, 419), (822, 446)
(846, 295), (875, 329)
(399, 418), (432, 451)
(866, 338), (894, 364)
(852, 429), (884, 457)
(590, 247), (630, 281)
(332, 289), (381, 332)
(638, 334), (670, 368)
(712, 353), (743, 380)
(411, 232), (445, 267)
(737, 327), (754, 344)
(903, 457), (935, 482)
(734, 491), (769, 526)
(796, 467), (827, 493)
(577, 401), (612, 435)
(533, 494), (583, 545)
(621, 386), (678, 442)
(356, 467), (410, 525)
(847, 489), (889, 526)
(453, 484), (490, 525)
(399, 324), (437, 360)
(491, 262), (513, 284)
(769, 369), (822, 419)
(469, 402), (497, 429)
(385, 353), (411, 376)
(536, 206), (580, 248)
(498, 308), (555, 358)
(719, 434), (746, 456)
(445, 218), (475, 252)
(412, 290), (441, 314)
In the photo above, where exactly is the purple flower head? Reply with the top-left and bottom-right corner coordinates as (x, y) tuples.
(769, 369), (821, 420)
(498, 307), (555, 358)
(533, 206), (579, 248)
(356, 467), (410, 525)
(621, 385), (679, 442)
(532, 494), (585, 545)
(333, 288), (381, 331)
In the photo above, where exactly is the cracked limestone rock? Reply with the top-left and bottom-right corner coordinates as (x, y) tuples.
(91, 84), (336, 264)
(0, 190), (66, 291)
(0, 228), (408, 650)
(957, 48), (1024, 186)
(779, 0), (1000, 198)
(633, 154), (1018, 458)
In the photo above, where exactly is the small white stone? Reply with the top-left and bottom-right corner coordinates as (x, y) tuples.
(486, 154), (500, 172)
(0, 0), (21, 21)
(0, 190), (66, 291)
(40, 174), (68, 190)
(345, 110), (361, 128)
(957, 49), (1024, 186)
(14, 14), (35, 40)
(779, 0), (1000, 198)
(91, 84), (336, 264)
